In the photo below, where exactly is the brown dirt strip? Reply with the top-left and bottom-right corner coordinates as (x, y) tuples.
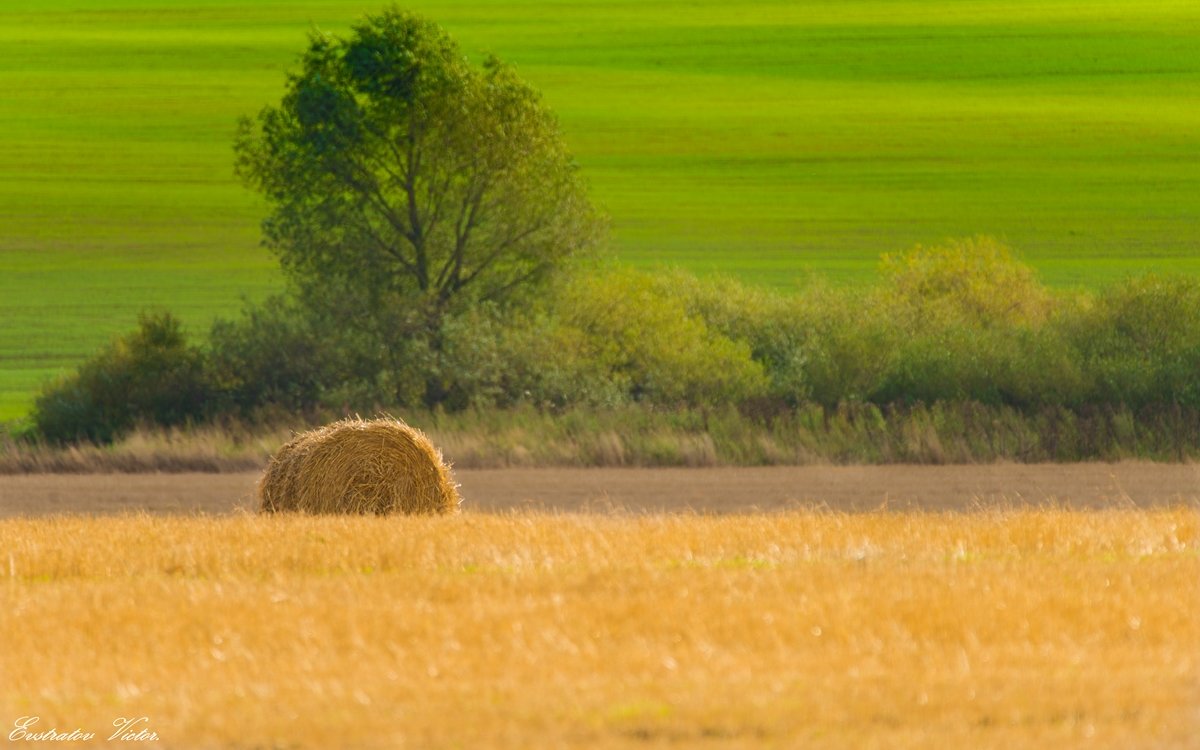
(1, 462), (1198, 517)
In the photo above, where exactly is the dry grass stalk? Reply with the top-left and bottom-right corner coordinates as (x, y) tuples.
(257, 418), (460, 515)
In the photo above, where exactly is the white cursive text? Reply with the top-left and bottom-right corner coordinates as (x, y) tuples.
(108, 718), (158, 742)
(8, 716), (95, 742)
(7, 716), (159, 743)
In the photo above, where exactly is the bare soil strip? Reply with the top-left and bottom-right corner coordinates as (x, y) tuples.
(1, 462), (1197, 517)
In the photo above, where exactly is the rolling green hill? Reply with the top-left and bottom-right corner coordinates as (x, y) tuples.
(2, 0), (1199, 419)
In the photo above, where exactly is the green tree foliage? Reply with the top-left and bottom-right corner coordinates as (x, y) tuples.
(1066, 275), (1200, 407)
(32, 312), (210, 443)
(233, 7), (604, 371)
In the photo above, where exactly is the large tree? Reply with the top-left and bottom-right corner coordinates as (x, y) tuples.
(234, 7), (603, 335)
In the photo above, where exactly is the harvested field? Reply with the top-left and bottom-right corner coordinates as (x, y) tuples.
(2, 509), (1197, 749)
(3, 466), (1197, 747)
(0, 462), (1197, 517)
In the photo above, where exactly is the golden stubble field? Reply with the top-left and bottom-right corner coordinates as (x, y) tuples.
(2, 509), (1198, 749)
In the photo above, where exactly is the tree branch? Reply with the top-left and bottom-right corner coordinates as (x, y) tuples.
(456, 218), (549, 291)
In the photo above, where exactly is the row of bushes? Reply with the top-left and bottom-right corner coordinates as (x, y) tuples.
(28, 237), (1200, 444)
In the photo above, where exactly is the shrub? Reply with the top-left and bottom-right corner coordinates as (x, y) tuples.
(207, 298), (344, 417)
(880, 236), (1052, 328)
(790, 283), (902, 407)
(32, 312), (212, 444)
(862, 238), (1083, 408)
(653, 271), (815, 404)
(1065, 275), (1200, 408)
(489, 311), (630, 409)
(542, 269), (770, 406)
(870, 322), (1083, 408)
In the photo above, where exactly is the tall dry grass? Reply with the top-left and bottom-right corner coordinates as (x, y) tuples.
(2, 509), (1197, 748)
(0, 424), (279, 474)
(7, 401), (1200, 474)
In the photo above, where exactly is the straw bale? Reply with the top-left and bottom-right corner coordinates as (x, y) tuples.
(257, 425), (326, 512)
(258, 418), (460, 515)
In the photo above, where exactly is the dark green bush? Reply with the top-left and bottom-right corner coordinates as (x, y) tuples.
(32, 312), (212, 443)
(869, 322), (1086, 409)
(206, 298), (350, 417)
(1065, 275), (1200, 408)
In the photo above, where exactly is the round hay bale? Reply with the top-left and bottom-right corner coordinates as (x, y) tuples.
(257, 424), (336, 513)
(257, 418), (461, 515)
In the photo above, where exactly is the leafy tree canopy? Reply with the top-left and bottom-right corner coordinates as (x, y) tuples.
(235, 7), (604, 325)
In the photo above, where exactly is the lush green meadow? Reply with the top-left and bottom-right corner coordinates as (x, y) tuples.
(2, 0), (1200, 419)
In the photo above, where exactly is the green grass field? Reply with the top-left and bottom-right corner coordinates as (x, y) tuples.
(2, 0), (1199, 419)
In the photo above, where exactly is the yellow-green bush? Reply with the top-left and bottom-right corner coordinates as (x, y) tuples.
(541, 269), (770, 406)
(879, 236), (1052, 328)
